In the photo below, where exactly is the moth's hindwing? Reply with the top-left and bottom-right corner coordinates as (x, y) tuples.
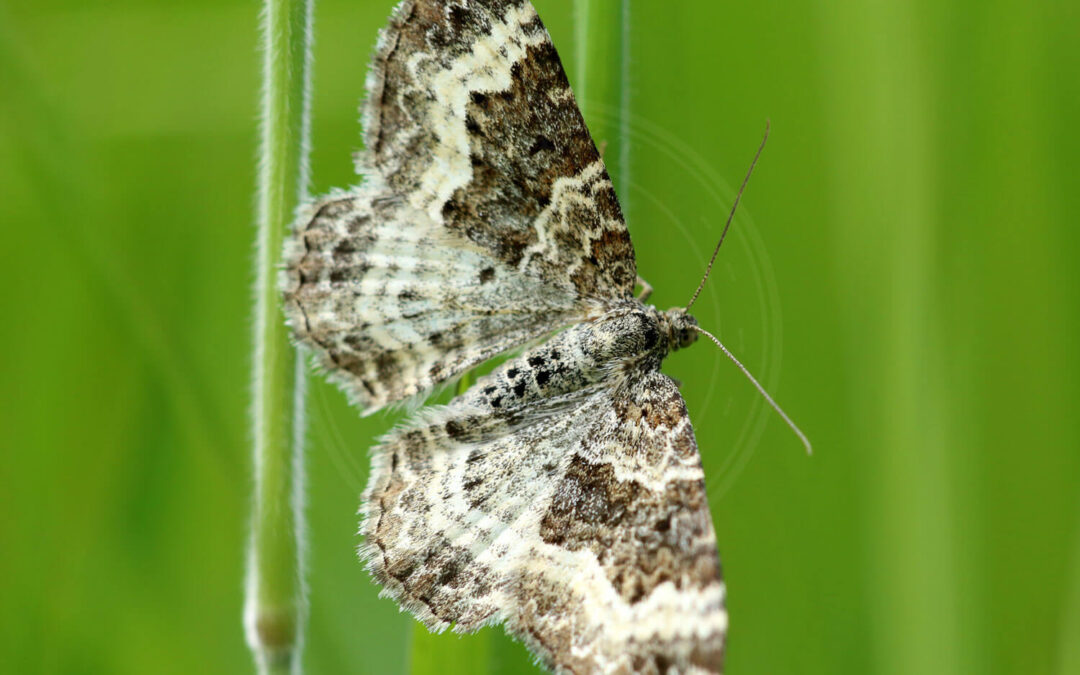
(363, 314), (726, 674)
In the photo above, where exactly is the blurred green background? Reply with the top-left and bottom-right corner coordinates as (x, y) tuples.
(2, 0), (1078, 673)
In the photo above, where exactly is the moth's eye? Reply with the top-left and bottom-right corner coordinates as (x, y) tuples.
(678, 328), (697, 349)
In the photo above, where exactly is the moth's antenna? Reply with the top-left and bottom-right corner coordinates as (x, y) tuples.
(692, 324), (812, 455)
(686, 120), (770, 311)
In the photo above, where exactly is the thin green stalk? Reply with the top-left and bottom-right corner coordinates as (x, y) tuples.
(1061, 512), (1080, 674)
(245, 0), (313, 673)
(618, 0), (632, 215)
(573, 0), (632, 209)
(573, 0), (591, 107)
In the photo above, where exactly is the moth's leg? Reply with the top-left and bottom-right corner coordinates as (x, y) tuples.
(635, 276), (653, 302)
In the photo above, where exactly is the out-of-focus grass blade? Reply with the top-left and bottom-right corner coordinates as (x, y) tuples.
(571, 0), (631, 202)
(0, 9), (234, 462)
(409, 624), (494, 675)
(1062, 516), (1080, 674)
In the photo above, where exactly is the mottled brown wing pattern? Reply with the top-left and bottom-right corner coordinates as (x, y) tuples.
(362, 311), (726, 674)
(282, 0), (638, 412)
(283, 0), (730, 672)
(364, 0), (636, 301)
(282, 192), (578, 412)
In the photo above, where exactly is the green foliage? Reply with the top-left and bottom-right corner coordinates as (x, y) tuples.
(2, 0), (1079, 674)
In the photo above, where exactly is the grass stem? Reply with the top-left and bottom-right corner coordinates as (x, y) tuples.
(245, 0), (314, 672)
(573, 0), (632, 211)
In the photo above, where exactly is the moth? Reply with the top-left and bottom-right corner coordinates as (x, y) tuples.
(281, 1), (807, 672)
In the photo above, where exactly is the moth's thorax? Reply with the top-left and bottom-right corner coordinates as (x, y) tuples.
(458, 305), (697, 413)
(586, 304), (699, 367)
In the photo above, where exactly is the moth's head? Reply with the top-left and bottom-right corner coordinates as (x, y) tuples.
(662, 308), (699, 352)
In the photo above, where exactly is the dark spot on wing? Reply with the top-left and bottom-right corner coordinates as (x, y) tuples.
(375, 352), (397, 381)
(346, 214), (370, 233)
(528, 135), (555, 155)
(463, 476), (482, 492)
(441, 199), (461, 220)
(333, 239), (357, 257)
(343, 334), (374, 352)
(445, 420), (466, 439)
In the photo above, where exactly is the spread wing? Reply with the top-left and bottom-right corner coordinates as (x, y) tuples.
(364, 0), (635, 296)
(363, 352), (727, 674)
(282, 0), (636, 412)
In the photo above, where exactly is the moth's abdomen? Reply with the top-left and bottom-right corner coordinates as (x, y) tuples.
(459, 307), (665, 414)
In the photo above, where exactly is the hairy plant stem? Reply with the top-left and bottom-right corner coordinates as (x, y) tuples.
(245, 0), (313, 672)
